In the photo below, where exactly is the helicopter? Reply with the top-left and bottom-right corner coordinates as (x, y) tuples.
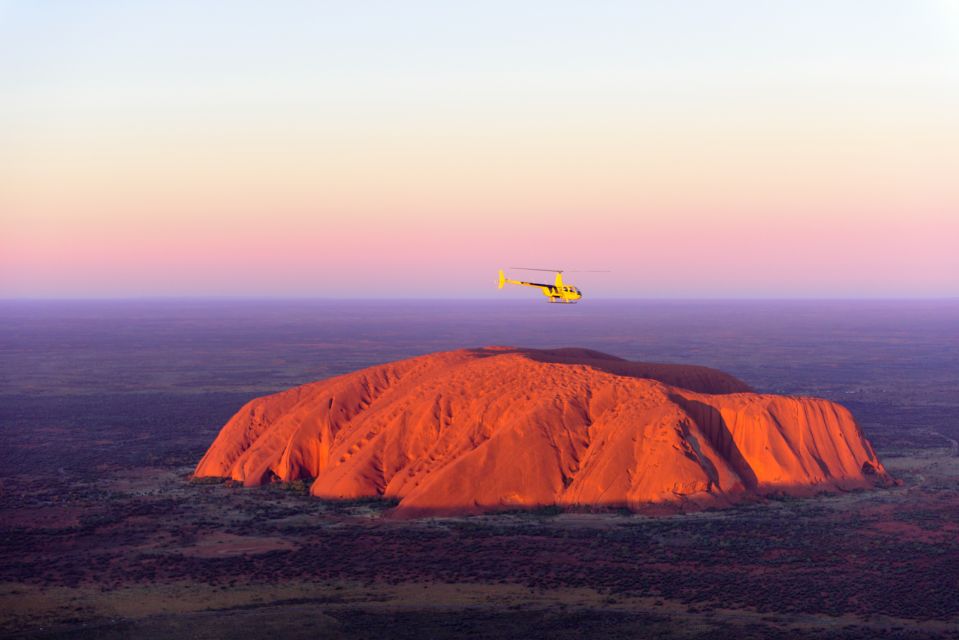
(497, 268), (607, 304)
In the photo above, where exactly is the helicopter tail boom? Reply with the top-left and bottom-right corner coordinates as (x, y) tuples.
(499, 269), (545, 289)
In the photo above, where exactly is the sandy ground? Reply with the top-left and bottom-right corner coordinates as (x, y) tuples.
(1, 451), (958, 639)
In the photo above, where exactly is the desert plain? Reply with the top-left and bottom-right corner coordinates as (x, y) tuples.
(1, 300), (957, 639)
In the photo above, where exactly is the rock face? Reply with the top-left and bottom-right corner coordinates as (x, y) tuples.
(195, 347), (890, 516)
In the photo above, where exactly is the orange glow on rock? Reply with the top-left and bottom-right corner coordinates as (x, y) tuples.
(194, 347), (890, 516)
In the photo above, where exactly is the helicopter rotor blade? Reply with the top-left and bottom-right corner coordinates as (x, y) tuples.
(507, 267), (611, 274)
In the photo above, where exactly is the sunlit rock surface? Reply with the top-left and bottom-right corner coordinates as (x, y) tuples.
(195, 347), (890, 516)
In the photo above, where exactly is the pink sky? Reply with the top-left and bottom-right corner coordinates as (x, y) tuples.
(2, 2), (957, 297)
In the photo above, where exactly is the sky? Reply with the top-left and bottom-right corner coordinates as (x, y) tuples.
(1, 1), (957, 298)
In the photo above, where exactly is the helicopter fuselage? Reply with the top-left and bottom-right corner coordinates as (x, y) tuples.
(498, 270), (582, 303)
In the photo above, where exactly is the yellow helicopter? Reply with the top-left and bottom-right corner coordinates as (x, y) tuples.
(497, 268), (606, 304)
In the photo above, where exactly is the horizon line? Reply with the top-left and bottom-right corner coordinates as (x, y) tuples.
(1, 295), (957, 303)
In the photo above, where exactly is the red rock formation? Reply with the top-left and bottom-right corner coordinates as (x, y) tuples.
(195, 347), (890, 516)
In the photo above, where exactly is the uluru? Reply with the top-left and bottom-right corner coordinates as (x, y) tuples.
(195, 347), (890, 516)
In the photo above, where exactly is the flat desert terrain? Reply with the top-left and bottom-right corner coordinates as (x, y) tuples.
(1, 300), (957, 639)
